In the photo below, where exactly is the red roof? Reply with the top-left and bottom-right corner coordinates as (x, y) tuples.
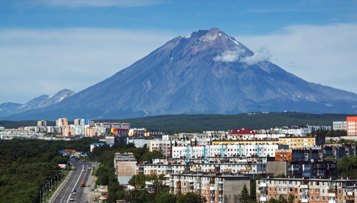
(229, 129), (257, 135)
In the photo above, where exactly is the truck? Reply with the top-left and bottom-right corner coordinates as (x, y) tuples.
(81, 181), (85, 187)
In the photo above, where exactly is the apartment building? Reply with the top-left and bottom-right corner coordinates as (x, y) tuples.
(347, 117), (357, 136)
(274, 125), (331, 137)
(127, 138), (151, 148)
(172, 144), (289, 158)
(136, 161), (267, 176)
(114, 152), (137, 184)
(62, 127), (75, 136)
(288, 160), (337, 178)
(37, 120), (47, 126)
(333, 121), (347, 131)
(128, 128), (147, 137)
(169, 172), (251, 203)
(152, 156), (275, 165)
(56, 118), (68, 127)
(256, 176), (357, 203)
(212, 139), (280, 146)
(279, 135), (325, 149)
(276, 144), (357, 162)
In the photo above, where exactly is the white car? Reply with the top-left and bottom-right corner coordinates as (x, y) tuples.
(88, 167), (91, 170)
(69, 197), (74, 201)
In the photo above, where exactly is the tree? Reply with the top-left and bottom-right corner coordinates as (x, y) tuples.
(250, 174), (261, 201)
(157, 192), (176, 203)
(238, 184), (250, 203)
(288, 194), (295, 203)
(177, 192), (207, 203)
(275, 173), (286, 178)
(325, 156), (335, 161)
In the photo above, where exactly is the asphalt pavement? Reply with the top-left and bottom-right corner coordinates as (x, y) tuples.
(51, 158), (97, 203)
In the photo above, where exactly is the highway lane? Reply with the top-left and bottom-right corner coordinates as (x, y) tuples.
(52, 158), (95, 203)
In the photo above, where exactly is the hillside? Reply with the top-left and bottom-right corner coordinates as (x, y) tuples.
(2, 112), (355, 132)
(2, 28), (357, 120)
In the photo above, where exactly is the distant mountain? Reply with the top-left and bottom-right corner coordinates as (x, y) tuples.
(2, 28), (357, 121)
(0, 89), (75, 117)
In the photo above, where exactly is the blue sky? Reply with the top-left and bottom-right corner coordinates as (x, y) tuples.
(1, 0), (357, 104)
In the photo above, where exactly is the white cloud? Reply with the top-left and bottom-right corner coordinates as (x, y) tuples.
(213, 48), (245, 62)
(35, 0), (164, 7)
(235, 23), (357, 94)
(240, 48), (272, 65)
(0, 28), (176, 104)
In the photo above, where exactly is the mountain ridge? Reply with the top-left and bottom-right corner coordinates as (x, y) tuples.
(2, 28), (357, 121)
(0, 89), (75, 117)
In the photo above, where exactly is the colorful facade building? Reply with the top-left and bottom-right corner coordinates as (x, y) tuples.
(347, 117), (357, 136)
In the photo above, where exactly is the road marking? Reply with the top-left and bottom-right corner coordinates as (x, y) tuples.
(67, 164), (84, 203)
(58, 163), (78, 203)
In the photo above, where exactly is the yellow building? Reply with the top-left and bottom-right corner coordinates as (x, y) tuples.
(212, 140), (279, 145)
(278, 137), (315, 148)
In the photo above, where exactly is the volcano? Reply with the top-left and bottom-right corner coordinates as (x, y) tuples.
(3, 28), (357, 120)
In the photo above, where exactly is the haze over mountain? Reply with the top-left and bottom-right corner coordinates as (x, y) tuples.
(0, 89), (75, 117)
(2, 28), (357, 121)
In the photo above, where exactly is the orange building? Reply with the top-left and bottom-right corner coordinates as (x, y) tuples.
(275, 149), (292, 161)
(347, 116), (357, 136)
(63, 149), (77, 155)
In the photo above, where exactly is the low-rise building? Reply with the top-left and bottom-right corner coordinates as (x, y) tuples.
(90, 143), (114, 152)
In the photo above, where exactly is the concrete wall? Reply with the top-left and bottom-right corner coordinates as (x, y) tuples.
(116, 161), (137, 184)
(223, 178), (250, 203)
(117, 176), (132, 185)
(266, 161), (287, 176)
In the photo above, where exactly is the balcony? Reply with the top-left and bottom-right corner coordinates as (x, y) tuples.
(346, 189), (354, 196)
(301, 198), (309, 203)
(196, 183), (201, 189)
(329, 197), (337, 203)
(260, 196), (267, 201)
(299, 184), (309, 189)
(260, 182), (267, 187)
(210, 186), (217, 190)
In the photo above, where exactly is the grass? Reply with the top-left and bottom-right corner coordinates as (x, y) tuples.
(43, 169), (71, 201)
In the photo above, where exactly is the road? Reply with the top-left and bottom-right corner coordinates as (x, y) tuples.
(52, 158), (96, 203)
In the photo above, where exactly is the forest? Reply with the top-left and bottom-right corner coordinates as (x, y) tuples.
(2, 112), (355, 133)
(0, 139), (69, 203)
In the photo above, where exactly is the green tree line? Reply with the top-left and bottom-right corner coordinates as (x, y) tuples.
(0, 139), (69, 203)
